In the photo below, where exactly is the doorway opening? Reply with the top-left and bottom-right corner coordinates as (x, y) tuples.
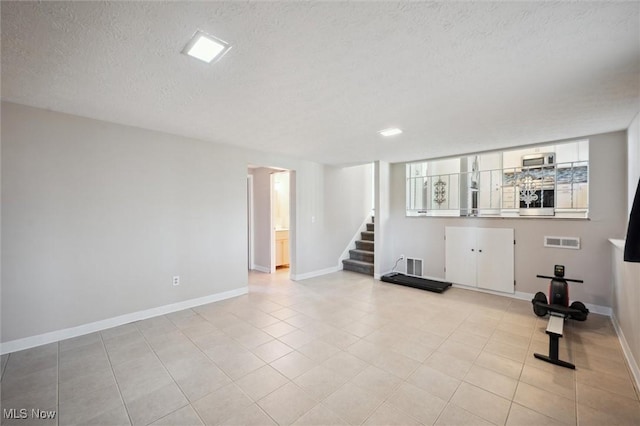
(271, 171), (290, 272)
(247, 165), (293, 276)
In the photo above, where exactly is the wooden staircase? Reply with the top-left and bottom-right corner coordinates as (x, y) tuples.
(342, 217), (374, 275)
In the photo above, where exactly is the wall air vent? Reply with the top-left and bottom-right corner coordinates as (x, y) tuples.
(544, 236), (580, 250)
(406, 258), (423, 277)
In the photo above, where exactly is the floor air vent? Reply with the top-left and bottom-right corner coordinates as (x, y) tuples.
(406, 258), (423, 277)
(544, 236), (580, 250)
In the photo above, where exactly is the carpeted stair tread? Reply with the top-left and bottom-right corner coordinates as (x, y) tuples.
(342, 259), (374, 275)
(349, 249), (374, 262)
(350, 248), (374, 255)
(355, 240), (374, 251)
(342, 218), (375, 276)
(343, 259), (373, 266)
(361, 231), (375, 241)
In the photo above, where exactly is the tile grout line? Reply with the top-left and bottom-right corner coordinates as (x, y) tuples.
(163, 309), (233, 425)
(132, 320), (196, 425)
(575, 362), (580, 426)
(358, 372), (413, 426)
(0, 353), (10, 382)
(434, 311), (486, 425)
(100, 331), (134, 426)
(426, 298), (525, 425)
(316, 279), (450, 422)
(187, 297), (324, 425)
(158, 309), (284, 425)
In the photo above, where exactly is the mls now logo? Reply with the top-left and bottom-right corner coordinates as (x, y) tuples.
(3, 409), (27, 419)
(31, 409), (57, 419)
(3, 408), (57, 419)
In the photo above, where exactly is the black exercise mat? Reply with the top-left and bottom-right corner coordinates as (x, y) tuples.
(381, 273), (452, 293)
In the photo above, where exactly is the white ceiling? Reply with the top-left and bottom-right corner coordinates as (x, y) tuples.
(2, 1), (639, 165)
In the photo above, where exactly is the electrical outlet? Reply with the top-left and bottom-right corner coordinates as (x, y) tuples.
(400, 254), (405, 261)
(172, 276), (180, 286)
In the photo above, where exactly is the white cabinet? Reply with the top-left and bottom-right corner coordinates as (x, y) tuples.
(555, 140), (589, 167)
(445, 227), (477, 286)
(475, 228), (515, 293)
(577, 140), (589, 162)
(575, 183), (588, 209)
(556, 184), (573, 209)
(478, 154), (502, 213)
(276, 230), (289, 267)
(556, 183), (588, 210)
(445, 227), (515, 293)
(555, 143), (577, 167)
(502, 187), (517, 209)
(503, 150), (522, 170)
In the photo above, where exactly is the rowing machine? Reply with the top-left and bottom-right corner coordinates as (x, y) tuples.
(531, 265), (589, 369)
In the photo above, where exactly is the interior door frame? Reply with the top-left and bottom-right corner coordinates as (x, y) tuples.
(270, 173), (276, 273)
(247, 166), (294, 276)
(247, 175), (254, 270)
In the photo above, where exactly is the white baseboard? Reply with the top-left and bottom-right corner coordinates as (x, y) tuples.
(291, 266), (341, 281)
(379, 281), (613, 317)
(514, 290), (536, 301)
(612, 314), (640, 394)
(579, 302), (611, 316)
(252, 265), (270, 273)
(452, 284), (520, 299)
(514, 290), (612, 316)
(0, 287), (248, 355)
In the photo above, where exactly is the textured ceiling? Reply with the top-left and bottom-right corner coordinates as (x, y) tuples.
(2, 1), (639, 165)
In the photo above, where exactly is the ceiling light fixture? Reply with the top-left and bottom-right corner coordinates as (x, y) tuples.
(379, 128), (403, 137)
(183, 30), (231, 63)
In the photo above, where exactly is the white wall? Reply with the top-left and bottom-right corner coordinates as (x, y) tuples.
(249, 168), (272, 272)
(628, 112), (640, 214)
(386, 131), (627, 309)
(1, 103), (248, 343)
(274, 172), (290, 230)
(611, 240), (640, 389)
(374, 161), (394, 277)
(323, 163), (373, 266)
(1, 102), (373, 345)
(610, 112), (640, 388)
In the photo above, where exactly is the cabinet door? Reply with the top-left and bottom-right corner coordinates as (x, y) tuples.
(445, 227), (477, 287)
(575, 183), (588, 209)
(476, 228), (514, 293)
(283, 239), (290, 265)
(555, 143), (578, 167)
(502, 187), (517, 209)
(502, 150), (522, 170)
(556, 184), (573, 209)
(477, 169), (503, 211)
(577, 140), (589, 162)
(276, 240), (284, 266)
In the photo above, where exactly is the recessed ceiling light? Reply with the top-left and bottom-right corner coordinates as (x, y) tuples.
(183, 30), (231, 63)
(379, 128), (403, 137)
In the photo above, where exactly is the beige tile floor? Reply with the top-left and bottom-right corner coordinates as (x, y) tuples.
(1, 270), (639, 425)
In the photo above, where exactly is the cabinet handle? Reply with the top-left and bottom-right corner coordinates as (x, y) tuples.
(471, 249), (475, 252)
(479, 249), (483, 253)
